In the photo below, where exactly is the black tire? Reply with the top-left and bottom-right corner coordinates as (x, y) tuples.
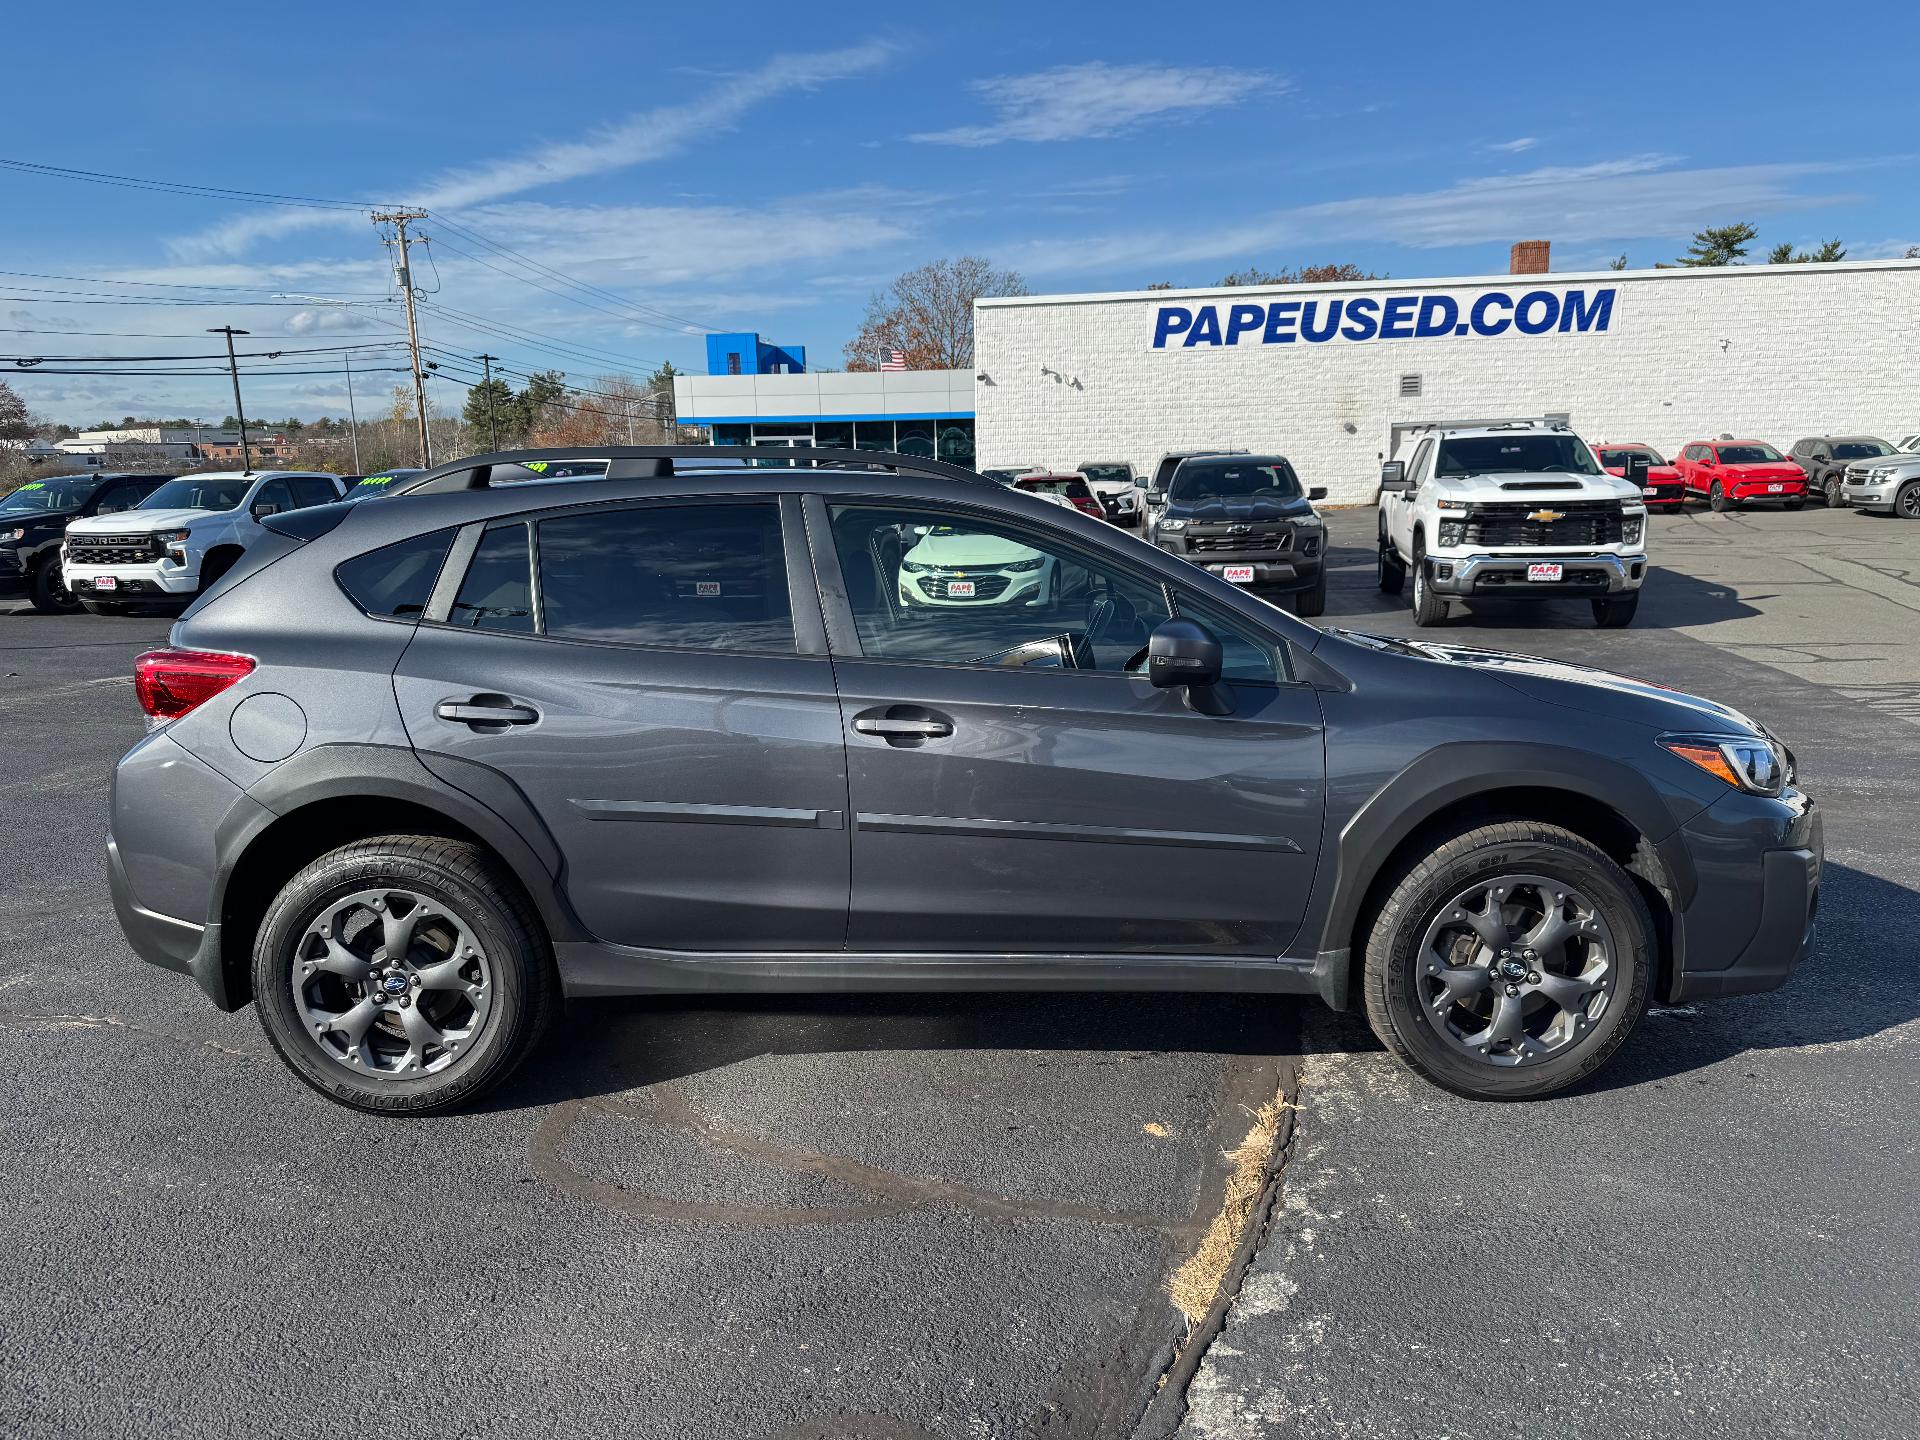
(1823, 476), (1846, 509)
(1377, 535), (1405, 594)
(251, 835), (558, 1115)
(1294, 570), (1328, 618)
(1591, 592), (1639, 627)
(198, 548), (240, 595)
(1709, 481), (1731, 513)
(27, 557), (81, 615)
(1360, 820), (1653, 1101)
(1409, 548), (1446, 627)
(1784, 499), (1805, 511)
(1896, 481), (1920, 521)
(79, 598), (129, 616)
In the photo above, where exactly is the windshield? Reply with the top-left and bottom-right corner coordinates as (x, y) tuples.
(1018, 477), (1095, 501)
(1716, 444), (1783, 464)
(138, 476), (252, 512)
(0, 477), (101, 514)
(1434, 434), (1601, 477)
(1079, 465), (1131, 485)
(1832, 441), (1892, 459)
(1169, 460), (1301, 502)
(344, 470), (419, 501)
(1598, 446), (1665, 467)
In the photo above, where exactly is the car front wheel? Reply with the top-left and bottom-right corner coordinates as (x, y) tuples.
(1361, 821), (1652, 1100)
(1409, 549), (1446, 626)
(1377, 536), (1405, 594)
(251, 835), (558, 1115)
(28, 557), (81, 614)
(1897, 481), (1920, 521)
(1824, 476), (1846, 509)
(1591, 593), (1639, 627)
(1709, 481), (1731, 513)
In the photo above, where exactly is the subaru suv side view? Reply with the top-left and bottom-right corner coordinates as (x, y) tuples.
(110, 445), (1819, 1114)
(0, 471), (169, 613)
(64, 469), (345, 614)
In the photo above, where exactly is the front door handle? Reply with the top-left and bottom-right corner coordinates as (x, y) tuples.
(436, 696), (539, 727)
(852, 705), (954, 745)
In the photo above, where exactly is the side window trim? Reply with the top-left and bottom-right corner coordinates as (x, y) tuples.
(423, 522), (487, 625)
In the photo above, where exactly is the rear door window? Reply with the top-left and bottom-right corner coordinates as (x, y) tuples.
(291, 476), (341, 508)
(537, 502), (793, 653)
(450, 524), (535, 633)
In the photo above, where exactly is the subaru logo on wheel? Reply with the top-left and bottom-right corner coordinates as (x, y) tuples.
(383, 973), (409, 995)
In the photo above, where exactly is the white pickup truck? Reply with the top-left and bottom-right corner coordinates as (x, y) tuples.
(1376, 419), (1650, 628)
(62, 469), (345, 614)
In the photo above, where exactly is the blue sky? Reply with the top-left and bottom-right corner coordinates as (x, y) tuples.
(6, 0), (1915, 424)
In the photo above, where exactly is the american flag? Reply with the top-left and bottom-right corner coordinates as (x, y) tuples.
(879, 349), (907, 371)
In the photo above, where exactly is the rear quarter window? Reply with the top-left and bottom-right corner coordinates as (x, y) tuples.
(335, 530), (455, 619)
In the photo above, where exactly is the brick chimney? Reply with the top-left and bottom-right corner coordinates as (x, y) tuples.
(1509, 239), (1550, 275)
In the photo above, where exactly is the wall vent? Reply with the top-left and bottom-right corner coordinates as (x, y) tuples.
(1398, 373), (1423, 398)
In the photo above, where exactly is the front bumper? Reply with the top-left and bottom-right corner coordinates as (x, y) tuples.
(1841, 475), (1910, 512)
(1726, 479), (1807, 502)
(1427, 551), (1647, 597)
(64, 557), (201, 601)
(1669, 792), (1821, 1002)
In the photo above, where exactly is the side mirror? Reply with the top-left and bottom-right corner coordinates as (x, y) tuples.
(1624, 454), (1651, 487)
(1378, 460), (1409, 493)
(1308, 485), (1328, 501)
(251, 502), (280, 518)
(1146, 618), (1231, 715)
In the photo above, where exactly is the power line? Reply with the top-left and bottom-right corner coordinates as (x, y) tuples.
(432, 215), (715, 332)
(0, 267), (389, 298)
(4, 342), (406, 363)
(0, 157), (386, 211)
(417, 299), (669, 371)
(427, 230), (698, 339)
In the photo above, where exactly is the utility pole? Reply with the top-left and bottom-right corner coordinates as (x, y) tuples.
(478, 353), (500, 451)
(373, 209), (433, 467)
(343, 353), (362, 472)
(207, 326), (252, 473)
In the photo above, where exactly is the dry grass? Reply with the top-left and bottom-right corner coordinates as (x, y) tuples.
(1167, 1093), (1290, 1323)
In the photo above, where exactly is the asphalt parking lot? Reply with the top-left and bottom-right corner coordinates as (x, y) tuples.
(2, 500), (1916, 1439)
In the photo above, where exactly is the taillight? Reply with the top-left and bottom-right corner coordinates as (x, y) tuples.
(133, 648), (255, 723)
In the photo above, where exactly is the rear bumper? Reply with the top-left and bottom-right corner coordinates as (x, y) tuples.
(108, 835), (236, 1009)
(1429, 551), (1646, 597)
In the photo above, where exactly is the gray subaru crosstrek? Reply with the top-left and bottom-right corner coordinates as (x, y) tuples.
(109, 445), (1821, 1113)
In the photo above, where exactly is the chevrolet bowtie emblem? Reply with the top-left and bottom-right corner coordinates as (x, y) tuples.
(1528, 509), (1565, 522)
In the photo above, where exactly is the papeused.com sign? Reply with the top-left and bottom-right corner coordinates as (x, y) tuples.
(1150, 287), (1617, 349)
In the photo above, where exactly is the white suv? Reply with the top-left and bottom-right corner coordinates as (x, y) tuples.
(1376, 421), (1649, 628)
(63, 470), (345, 614)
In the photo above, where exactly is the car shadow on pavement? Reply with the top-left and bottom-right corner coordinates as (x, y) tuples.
(1317, 541), (1761, 630)
(484, 988), (1302, 1112)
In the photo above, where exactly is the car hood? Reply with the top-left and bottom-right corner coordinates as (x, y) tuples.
(1603, 464), (1681, 482)
(1164, 494), (1317, 522)
(1337, 633), (1767, 736)
(1429, 472), (1640, 502)
(905, 531), (1043, 567)
(0, 508), (76, 532)
(65, 507), (214, 535)
(1718, 463), (1802, 479)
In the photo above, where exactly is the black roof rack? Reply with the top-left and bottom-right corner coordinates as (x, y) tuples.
(389, 444), (988, 497)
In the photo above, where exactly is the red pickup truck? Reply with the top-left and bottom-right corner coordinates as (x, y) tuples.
(1594, 444), (1686, 508)
(1673, 440), (1808, 512)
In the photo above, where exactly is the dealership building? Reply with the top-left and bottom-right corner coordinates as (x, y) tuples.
(972, 248), (1920, 503)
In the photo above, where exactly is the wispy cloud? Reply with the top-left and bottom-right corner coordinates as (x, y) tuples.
(172, 42), (898, 258)
(1489, 137), (1539, 154)
(910, 62), (1281, 147)
(1003, 155), (1877, 275)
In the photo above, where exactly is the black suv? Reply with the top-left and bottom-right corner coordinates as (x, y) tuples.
(109, 446), (1819, 1114)
(1787, 436), (1901, 508)
(0, 472), (169, 612)
(1145, 453), (1330, 615)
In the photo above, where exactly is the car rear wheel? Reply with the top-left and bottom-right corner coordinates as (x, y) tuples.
(1896, 482), (1920, 521)
(1784, 498), (1805, 511)
(1709, 481), (1731, 513)
(251, 835), (558, 1115)
(27, 557), (81, 615)
(1591, 593), (1639, 627)
(1409, 548), (1446, 627)
(1377, 535), (1405, 594)
(1361, 820), (1652, 1100)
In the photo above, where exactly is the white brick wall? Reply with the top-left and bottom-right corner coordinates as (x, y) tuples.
(974, 260), (1920, 504)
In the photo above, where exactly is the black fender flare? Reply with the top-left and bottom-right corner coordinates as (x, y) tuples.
(214, 742), (583, 950)
(1315, 740), (1700, 964)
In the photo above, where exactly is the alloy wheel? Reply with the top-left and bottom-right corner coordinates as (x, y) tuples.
(1900, 484), (1920, 520)
(1416, 873), (1617, 1068)
(291, 887), (494, 1078)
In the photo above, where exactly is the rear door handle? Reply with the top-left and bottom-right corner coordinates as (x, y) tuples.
(851, 705), (954, 744)
(436, 697), (539, 727)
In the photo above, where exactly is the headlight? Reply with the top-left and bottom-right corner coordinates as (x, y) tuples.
(1157, 518), (1186, 532)
(1002, 556), (1046, 572)
(1437, 520), (1463, 546)
(1622, 516), (1644, 545)
(1434, 499), (1468, 510)
(1659, 733), (1789, 797)
(156, 529), (191, 544)
(902, 559), (933, 573)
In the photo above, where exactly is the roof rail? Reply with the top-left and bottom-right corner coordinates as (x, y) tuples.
(389, 444), (988, 497)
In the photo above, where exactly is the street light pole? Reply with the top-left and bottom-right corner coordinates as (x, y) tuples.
(207, 326), (252, 474)
(343, 353), (362, 472)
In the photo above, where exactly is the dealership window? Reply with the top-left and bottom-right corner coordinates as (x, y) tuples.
(937, 422), (976, 468)
(711, 423), (752, 447)
(813, 422), (854, 451)
(726, 351), (742, 375)
(894, 419), (936, 457)
(854, 421), (895, 452)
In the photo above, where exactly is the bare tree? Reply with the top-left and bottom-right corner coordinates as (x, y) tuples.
(844, 257), (1027, 370)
